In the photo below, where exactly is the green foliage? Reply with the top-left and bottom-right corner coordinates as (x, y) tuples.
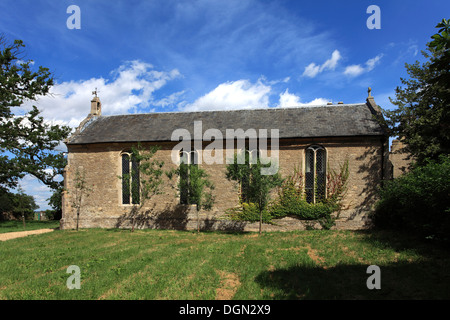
(0, 187), (38, 221)
(267, 162), (349, 229)
(0, 36), (71, 192)
(372, 155), (450, 242)
(225, 151), (283, 207)
(167, 155), (215, 233)
(269, 196), (336, 221)
(225, 149), (283, 233)
(225, 202), (271, 223)
(178, 162), (215, 210)
(325, 160), (349, 212)
(47, 186), (63, 220)
(70, 168), (92, 231)
(169, 161), (215, 211)
(374, 19), (450, 242)
(226, 157), (349, 230)
(382, 19), (450, 165)
(428, 18), (450, 91)
(130, 144), (165, 205)
(118, 144), (168, 232)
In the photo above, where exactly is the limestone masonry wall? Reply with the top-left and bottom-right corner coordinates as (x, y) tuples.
(390, 139), (412, 178)
(61, 137), (384, 231)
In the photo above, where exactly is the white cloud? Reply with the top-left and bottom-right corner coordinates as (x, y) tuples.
(365, 54), (383, 71)
(152, 90), (186, 108)
(181, 79), (331, 112)
(278, 89), (329, 108)
(302, 50), (341, 78)
(322, 50), (341, 70)
(344, 65), (365, 77)
(303, 63), (321, 78)
(278, 89), (301, 107)
(184, 79), (271, 111)
(344, 54), (383, 77)
(21, 60), (181, 128)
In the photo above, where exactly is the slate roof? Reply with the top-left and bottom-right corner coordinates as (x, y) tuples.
(66, 102), (385, 145)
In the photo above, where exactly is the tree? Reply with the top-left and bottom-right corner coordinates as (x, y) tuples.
(186, 164), (215, 233)
(47, 184), (64, 220)
(0, 188), (13, 216)
(71, 168), (91, 231)
(226, 150), (282, 234)
(170, 161), (215, 233)
(12, 186), (39, 229)
(382, 19), (450, 165)
(0, 35), (71, 192)
(119, 144), (166, 232)
(0, 187), (38, 225)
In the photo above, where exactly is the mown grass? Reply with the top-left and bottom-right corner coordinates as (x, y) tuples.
(0, 220), (60, 233)
(0, 228), (449, 300)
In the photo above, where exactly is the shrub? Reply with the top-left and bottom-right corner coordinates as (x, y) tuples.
(372, 155), (450, 241)
(268, 162), (348, 229)
(269, 198), (336, 220)
(225, 162), (349, 230)
(268, 185), (337, 221)
(225, 202), (272, 223)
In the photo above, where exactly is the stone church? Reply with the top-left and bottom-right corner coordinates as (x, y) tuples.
(61, 90), (404, 231)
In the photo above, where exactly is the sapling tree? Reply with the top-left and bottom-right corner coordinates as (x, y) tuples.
(226, 150), (282, 234)
(120, 144), (166, 232)
(187, 164), (215, 233)
(71, 168), (91, 231)
(168, 160), (215, 233)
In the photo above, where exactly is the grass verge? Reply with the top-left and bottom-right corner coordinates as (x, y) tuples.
(0, 220), (60, 234)
(0, 228), (449, 300)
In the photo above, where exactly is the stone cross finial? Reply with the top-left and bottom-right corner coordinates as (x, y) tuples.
(368, 87), (372, 98)
(92, 88), (98, 97)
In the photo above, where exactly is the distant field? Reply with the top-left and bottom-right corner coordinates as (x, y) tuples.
(0, 220), (60, 233)
(0, 228), (449, 300)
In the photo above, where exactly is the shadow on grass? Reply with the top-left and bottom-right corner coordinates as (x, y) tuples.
(255, 260), (450, 300)
(354, 229), (450, 257)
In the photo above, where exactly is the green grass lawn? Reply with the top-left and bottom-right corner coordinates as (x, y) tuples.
(0, 227), (449, 300)
(0, 220), (60, 233)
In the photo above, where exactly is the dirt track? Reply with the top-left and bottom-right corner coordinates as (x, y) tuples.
(0, 229), (55, 241)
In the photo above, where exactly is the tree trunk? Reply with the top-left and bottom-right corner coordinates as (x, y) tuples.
(259, 209), (262, 235)
(76, 208), (80, 231)
(131, 216), (135, 233)
(196, 205), (200, 234)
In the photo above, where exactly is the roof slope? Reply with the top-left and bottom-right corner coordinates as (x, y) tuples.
(66, 102), (385, 145)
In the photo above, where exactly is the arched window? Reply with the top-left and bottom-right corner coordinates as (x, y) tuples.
(121, 152), (140, 205)
(235, 148), (260, 203)
(305, 145), (327, 204)
(179, 150), (198, 205)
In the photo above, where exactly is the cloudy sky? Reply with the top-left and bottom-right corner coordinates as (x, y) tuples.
(1, 0), (448, 209)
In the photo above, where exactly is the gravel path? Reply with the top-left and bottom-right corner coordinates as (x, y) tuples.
(0, 229), (55, 241)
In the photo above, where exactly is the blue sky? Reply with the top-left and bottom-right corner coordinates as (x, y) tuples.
(1, 0), (449, 209)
